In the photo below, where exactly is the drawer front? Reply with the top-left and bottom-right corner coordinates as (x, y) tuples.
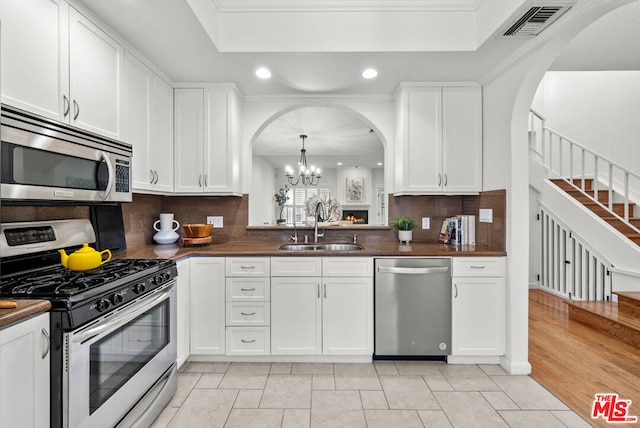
(226, 302), (270, 326)
(322, 257), (373, 277)
(226, 258), (270, 276)
(271, 257), (322, 276)
(452, 257), (505, 277)
(226, 277), (270, 301)
(226, 327), (270, 355)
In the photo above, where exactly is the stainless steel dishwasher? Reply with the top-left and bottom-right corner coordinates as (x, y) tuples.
(374, 258), (451, 358)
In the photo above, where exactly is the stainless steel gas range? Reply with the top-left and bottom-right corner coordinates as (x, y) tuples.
(0, 219), (177, 428)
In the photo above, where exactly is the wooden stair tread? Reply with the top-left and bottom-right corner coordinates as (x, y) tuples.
(567, 300), (640, 331)
(615, 292), (640, 312)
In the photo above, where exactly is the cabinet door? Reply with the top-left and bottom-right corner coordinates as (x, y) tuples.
(271, 277), (321, 355)
(124, 51), (153, 191)
(403, 87), (442, 193)
(323, 277), (373, 355)
(451, 277), (505, 355)
(151, 74), (175, 193)
(0, 313), (49, 428)
(68, 6), (122, 139)
(203, 90), (232, 192)
(189, 257), (225, 354)
(174, 88), (205, 193)
(442, 87), (482, 193)
(0, 0), (65, 121)
(176, 259), (190, 368)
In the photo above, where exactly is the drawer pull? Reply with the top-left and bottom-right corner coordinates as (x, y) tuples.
(240, 265), (256, 269)
(240, 288), (256, 292)
(241, 339), (256, 343)
(241, 312), (256, 316)
(470, 265), (486, 269)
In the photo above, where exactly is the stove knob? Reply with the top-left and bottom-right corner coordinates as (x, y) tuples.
(153, 275), (164, 285)
(133, 283), (146, 294)
(110, 293), (124, 305)
(96, 299), (110, 312)
(163, 272), (171, 281)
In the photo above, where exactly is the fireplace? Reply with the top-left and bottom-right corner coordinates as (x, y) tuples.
(342, 210), (368, 224)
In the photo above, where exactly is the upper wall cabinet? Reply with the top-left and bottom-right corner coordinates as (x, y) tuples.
(124, 51), (174, 193)
(0, 0), (123, 139)
(174, 85), (241, 195)
(394, 84), (482, 195)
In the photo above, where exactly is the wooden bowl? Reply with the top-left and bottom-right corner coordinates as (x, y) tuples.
(182, 223), (213, 238)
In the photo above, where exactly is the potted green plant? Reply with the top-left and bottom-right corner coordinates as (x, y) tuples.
(274, 185), (290, 225)
(390, 216), (416, 243)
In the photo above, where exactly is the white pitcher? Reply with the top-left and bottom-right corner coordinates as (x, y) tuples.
(153, 213), (180, 244)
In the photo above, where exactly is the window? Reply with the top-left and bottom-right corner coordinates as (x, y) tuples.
(282, 186), (331, 225)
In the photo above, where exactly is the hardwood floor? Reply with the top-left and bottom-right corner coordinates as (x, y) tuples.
(529, 289), (640, 427)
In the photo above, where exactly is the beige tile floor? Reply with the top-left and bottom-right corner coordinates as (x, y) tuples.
(150, 361), (592, 428)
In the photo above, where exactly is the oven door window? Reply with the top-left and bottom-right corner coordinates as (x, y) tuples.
(89, 299), (169, 414)
(1, 142), (109, 190)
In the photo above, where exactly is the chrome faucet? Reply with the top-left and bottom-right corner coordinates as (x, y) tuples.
(314, 200), (325, 243)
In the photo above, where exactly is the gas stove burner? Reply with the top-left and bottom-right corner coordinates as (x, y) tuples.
(0, 258), (175, 300)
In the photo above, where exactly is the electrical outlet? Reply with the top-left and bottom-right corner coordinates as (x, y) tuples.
(421, 217), (430, 229)
(207, 216), (224, 228)
(479, 209), (493, 223)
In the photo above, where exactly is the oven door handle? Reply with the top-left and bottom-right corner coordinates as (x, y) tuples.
(72, 289), (171, 344)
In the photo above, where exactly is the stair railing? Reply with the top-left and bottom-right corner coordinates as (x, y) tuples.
(529, 109), (640, 235)
(538, 203), (612, 301)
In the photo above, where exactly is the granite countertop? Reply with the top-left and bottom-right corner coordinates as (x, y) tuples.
(117, 240), (507, 261)
(0, 300), (51, 330)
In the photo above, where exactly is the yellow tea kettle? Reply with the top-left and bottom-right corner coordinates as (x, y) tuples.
(58, 243), (112, 271)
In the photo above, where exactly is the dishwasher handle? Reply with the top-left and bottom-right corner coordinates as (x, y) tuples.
(377, 266), (449, 275)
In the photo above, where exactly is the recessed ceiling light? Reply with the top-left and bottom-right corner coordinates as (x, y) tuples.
(377, 162), (383, 166)
(362, 68), (378, 79)
(256, 67), (271, 79)
(337, 162), (343, 166)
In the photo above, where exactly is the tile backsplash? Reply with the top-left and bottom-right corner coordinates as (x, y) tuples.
(1, 189), (505, 251)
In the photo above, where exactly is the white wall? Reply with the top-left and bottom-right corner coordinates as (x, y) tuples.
(534, 70), (640, 176)
(249, 156), (277, 226)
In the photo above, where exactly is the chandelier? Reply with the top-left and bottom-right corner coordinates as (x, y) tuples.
(285, 134), (321, 186)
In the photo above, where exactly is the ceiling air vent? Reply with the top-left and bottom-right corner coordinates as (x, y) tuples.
(501, 5), (572, 38)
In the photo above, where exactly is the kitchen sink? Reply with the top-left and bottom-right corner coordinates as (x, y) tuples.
(279, 243), (364, 251)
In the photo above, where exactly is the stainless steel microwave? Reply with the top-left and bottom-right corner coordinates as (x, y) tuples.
(1, 104), (132, 203)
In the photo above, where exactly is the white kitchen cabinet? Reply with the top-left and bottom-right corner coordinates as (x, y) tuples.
(0, 312), (50, 428)
(68, 5), (123, 138)
(0, 0), (123, 139)
(394, 84), (482, 194)
(271, 257), (373, 356)
(124, 51), (173, 193)
(176, 259), (190, 368)
(174, 85), (241, 195)
(451, 257), (505, 356)
(322, 277), (373, 355)
(271, 276), (322, 355)
(189, 257), (225, 355)
(0, 0), (65, 121)
(225, 257), (271, 355)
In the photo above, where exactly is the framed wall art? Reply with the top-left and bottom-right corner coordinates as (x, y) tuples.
(346, 177), (365, 202)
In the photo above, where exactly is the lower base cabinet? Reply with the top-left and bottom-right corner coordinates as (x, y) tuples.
(0, 312), (50, 428)
(451, 257), (505, 356)
(226, 327), (271, 355)
(189, 257), (226, 355)
(323, 277), (373, 355)
(271, 257), (373, 356)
